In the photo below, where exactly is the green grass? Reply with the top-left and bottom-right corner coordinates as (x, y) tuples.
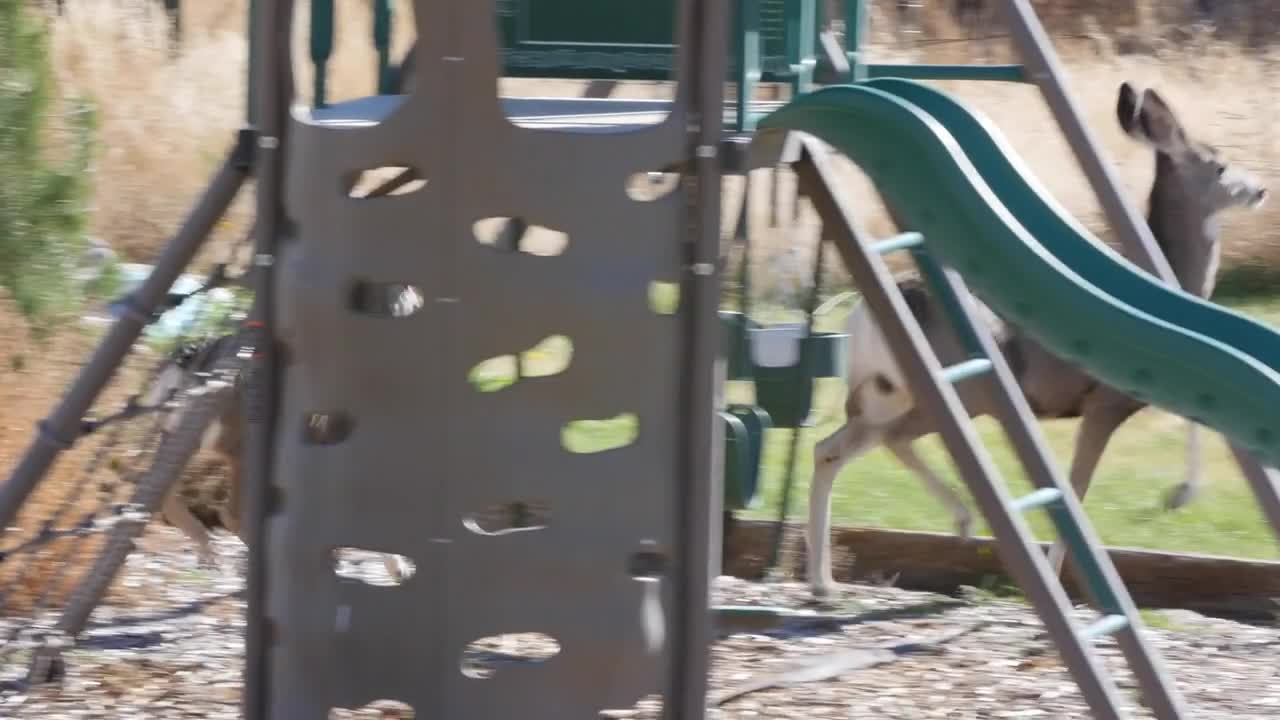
(734, 295), (1280, 562)
(1138, 609), (1193, 632)
(560, 294), (1280, 562)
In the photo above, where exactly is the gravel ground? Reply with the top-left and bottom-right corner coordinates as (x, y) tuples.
(3, 526), (1280, 719)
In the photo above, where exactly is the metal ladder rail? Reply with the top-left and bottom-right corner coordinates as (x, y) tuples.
(999, 0), (1280, 552)
(911, 249), (1188, 720)
(793, 141), (1189, 720)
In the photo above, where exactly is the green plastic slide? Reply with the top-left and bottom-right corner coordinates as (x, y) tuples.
(753, 81), (1280, 468)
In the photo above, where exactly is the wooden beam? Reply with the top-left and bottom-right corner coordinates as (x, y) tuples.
(723, 519), (1280, 620)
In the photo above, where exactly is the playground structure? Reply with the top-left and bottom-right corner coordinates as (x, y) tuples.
(5, 0), (1280, 719)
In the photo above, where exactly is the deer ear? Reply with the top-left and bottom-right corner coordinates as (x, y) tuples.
(1134, 88), (1189, 152)
(1116, 82), (1142, 138)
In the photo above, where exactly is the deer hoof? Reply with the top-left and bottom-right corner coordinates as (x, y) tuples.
(1162, 482), (1197, 511)
(810, 581), (837, 602)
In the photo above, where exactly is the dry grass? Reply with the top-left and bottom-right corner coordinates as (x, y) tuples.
(35, 0), (1280, 289)
(857, 3), (1280, 285)
(0, 293), (161, 613)
(44, 0), (419, 269)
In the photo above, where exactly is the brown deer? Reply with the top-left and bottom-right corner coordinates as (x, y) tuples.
(144, 290), (422, 581)
(805, 81), (1268, 598)
(146, 334), (245, 568)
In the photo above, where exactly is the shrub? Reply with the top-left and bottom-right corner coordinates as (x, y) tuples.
(0, 0), (96, 327)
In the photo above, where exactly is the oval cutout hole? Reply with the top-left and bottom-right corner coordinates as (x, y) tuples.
(522, 335), (572, 377)
(625, 171), (680, 202)
(468, 335), (573, 392)
(332, 547), (415, 587)
(628, 547), (667, 580)
(473, 217), (568, 257)
(461, 633), (561, 679)
(648, 281), (679, 315)
(350, 281), (424, 318)
(304, 412), (353, 445)
(600, 695), (664, 718)
(343, 166), (427, 199)
(464, 500), (551, 536)
(329, 700), (415, 719)
(562, 413), (639, 454)
(468, 354), (519, 393)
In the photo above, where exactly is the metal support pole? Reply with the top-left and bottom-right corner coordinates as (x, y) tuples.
(1228, 444), (1280, 540)
(845, 0), (868, 79)
(766, 236), (826, 570)
(668, 0), (726, 717)
(766, 426), (805, 570)
(241, 0), (293, 716)
(0, 151), (249, 534)
(1000, 0), (1174, 284)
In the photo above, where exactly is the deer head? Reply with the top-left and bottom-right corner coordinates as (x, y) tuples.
(1117, 81), (1267, 216)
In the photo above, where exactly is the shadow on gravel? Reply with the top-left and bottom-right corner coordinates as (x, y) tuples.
(83, 587), (243, 633)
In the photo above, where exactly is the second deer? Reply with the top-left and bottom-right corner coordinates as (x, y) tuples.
(805, 81), (1268, 598)
(142, 333), (414, 583)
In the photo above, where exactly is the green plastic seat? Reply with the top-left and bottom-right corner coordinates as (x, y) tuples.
(723, 404), (772, 510)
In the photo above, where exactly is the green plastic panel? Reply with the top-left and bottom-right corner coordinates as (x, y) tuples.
(719, 311), (757, 380)
(862, 64), (1026, 83)
(720, 410), (752, 511)
(754, 83), (1280, 466)
(723, 404), (771, 510)
(495, 0), (801, 82)
(754, 365), (814, 429)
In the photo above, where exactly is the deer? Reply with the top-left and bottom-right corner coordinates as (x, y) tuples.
(140, 333), (247, 571)
(139, 286), (424, 582)
(804, 81), (1268, 599)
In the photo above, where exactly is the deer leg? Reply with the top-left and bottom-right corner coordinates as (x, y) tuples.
(1163, 419), (1203, 510)
(216, 449), (243, 543)
(206, 401), (247, 546)
(1046, 398), (1140, 575)
(807, 422), (882, 599)
(886, 440), (973, 539)
(161, 490), (218, 568)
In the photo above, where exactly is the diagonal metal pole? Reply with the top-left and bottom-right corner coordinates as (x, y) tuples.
(1002, 0), (1280, 547)
(920, 255), (1188, 719)
(1227, 445), (1280, 538)
(1001, 0), (1172, 283)
(43, 377), (240, 659)
(0, 149), (250, 534)
(794, 139), (1138, 720)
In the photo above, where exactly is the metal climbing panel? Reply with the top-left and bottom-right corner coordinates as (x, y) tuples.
(789, 140), (1188, 720)
(249, 0), (724, 717)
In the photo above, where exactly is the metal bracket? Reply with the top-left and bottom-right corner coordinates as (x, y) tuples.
(233, 128), (258, 173)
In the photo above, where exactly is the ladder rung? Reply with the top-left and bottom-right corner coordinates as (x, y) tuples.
(940, 358), (993, 384)
(1009, 487), (1063, 513)
(1080, 614), (1129, 641)
(869, 232), (924, 255)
